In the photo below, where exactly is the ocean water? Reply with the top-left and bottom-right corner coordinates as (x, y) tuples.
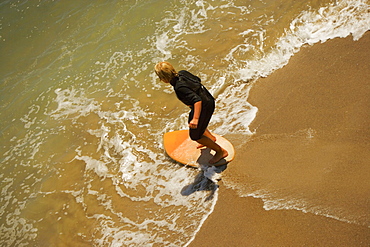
(0, 0), (369, 246)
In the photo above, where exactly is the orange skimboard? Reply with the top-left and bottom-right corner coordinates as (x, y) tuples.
(163, 130), (235, 167)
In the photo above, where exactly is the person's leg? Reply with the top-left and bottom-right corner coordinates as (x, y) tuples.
(203, 129), (216, 141)
(189, 101), (227, 163)
(197, 129), (216, 149)
(196, 136), (228, 165)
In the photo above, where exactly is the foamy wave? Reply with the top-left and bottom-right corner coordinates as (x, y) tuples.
(211, 0), (369, 135)
(291, 0), (370, 42)
(236, 0), (370, 80)
(50, 88), (100, 120)
(0, 175), (39, 245)
(0, 214), (38, 246)
(47, 86), (218, 246)
(241, 189), (370, 227)
(212, 82), (258, 135)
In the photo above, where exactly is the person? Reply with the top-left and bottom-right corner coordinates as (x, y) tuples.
(155, 61), (228, 165)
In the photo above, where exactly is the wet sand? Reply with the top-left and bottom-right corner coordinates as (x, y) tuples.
(190, 32), (370, 246)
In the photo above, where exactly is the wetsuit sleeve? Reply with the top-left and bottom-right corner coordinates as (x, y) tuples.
(175, 86), (202, 106)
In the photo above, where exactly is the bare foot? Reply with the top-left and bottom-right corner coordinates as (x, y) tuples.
(209, 148), (228, 164)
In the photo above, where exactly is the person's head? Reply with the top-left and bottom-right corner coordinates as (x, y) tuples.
(154, 62), (177, 83)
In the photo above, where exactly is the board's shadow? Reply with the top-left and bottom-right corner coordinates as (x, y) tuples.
(180, 161), (228, 201)
(195, 147), (228, 167)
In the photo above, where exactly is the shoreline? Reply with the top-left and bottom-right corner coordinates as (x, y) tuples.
(190, 32), (370, 246)
(191, 186), (369, 247)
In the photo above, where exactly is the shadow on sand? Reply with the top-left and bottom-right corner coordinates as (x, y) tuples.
(180, 164), (228, 201)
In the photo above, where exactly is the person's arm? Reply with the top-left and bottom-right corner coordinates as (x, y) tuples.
(189, 101), (202, 129)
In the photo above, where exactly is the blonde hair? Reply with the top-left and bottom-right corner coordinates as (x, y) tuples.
(155, 62), (178, 83)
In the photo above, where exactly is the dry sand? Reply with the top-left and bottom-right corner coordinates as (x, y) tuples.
(190, 32), (370, 246)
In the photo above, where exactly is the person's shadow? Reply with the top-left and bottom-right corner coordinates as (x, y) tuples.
(180, 163), (228, 201)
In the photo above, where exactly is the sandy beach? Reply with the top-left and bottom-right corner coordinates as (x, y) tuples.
(190, 32), (370, 246)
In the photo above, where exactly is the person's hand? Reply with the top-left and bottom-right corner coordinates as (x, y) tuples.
(189, 118), (198, 129)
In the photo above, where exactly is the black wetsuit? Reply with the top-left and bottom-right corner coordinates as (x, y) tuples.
(170, 70), (215, 141)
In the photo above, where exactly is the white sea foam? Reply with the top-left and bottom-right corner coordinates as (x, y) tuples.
(0, 169), (40, 245)
(50, 88), (100, 120)
(212, 82), (258, 135)
(217, 0), (370, 229)
(236, 0), (370, 81)
(49, 83), (217, 246)
(239, 189), (370, 227)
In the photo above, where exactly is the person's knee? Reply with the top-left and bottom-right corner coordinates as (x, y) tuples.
(189, 131), (201, 141)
